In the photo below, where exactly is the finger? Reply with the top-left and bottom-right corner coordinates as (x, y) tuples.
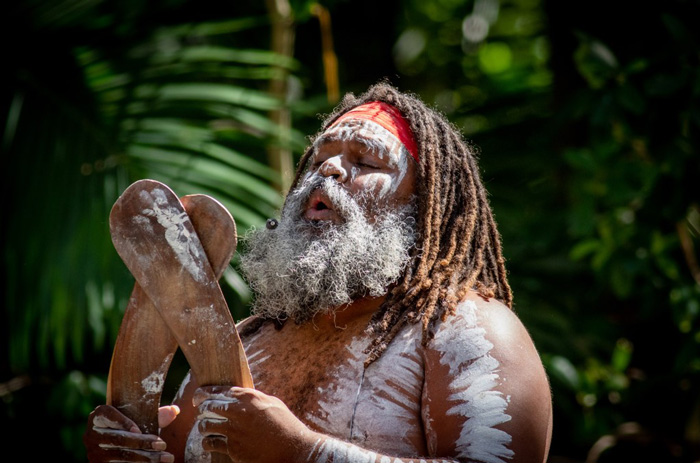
(93, 427), (168, 452)
(201, 436), (229, 455)
(198, 416), (231, 438)
(91, 404), (141, 433)
(158, 405), (180, 428)
(199, 398), (240, 411)
(192, 385), (235, 406)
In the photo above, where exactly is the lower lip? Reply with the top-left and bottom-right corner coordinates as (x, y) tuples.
(304, 208), (338, 222)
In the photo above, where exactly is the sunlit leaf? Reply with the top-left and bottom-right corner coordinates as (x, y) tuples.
(155, 83), (283, 111)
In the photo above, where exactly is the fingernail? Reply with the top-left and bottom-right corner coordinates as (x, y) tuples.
(152, 440), (167, 451)
(130, 425), (141, 433)
(160, 454), (175, 463)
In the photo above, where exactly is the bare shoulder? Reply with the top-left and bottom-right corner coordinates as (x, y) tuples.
(469, 293), (553, 463)
(428, 292), (541, 366)
(467, 293), (543, 367)
(424, 293), (553, 463)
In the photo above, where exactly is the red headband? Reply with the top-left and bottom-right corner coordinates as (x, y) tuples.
(329, 101), (419, 162)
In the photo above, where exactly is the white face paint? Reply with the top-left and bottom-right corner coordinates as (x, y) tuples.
(313, 120), (413, 200)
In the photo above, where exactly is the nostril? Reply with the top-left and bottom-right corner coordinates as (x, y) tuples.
(319, 158), (346, 181)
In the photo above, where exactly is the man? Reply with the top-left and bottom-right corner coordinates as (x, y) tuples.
(84, 83), (553, 463)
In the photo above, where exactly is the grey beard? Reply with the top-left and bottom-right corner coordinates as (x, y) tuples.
(239, 176), (417, 323)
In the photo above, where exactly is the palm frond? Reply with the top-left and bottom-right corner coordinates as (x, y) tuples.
(5, 11), (307, 374)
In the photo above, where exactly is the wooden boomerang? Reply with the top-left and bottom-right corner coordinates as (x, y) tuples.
(107, 193), (245, 434)
(108, 180), (254, 441)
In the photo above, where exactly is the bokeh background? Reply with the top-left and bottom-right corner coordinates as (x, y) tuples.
(2, 0), (699, 461)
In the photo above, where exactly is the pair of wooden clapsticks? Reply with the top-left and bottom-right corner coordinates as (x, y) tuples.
(106, 180), (253, 446)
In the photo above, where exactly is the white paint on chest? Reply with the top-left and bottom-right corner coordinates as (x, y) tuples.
(309, 437), (455, 463)
(304, 336), (368, 435)
(351, 324), (424, 452)
(277, 322), (425, 457)
(242, 328), (270, 389)
(431, 300), (514, 463)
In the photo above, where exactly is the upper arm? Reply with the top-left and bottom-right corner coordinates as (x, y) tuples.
(422, 296), (552, 463)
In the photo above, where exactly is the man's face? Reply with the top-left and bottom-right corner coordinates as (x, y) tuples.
(238, 121), (419, 322)
(301, 121), (418, 224)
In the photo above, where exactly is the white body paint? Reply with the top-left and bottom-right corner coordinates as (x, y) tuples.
(430, 301), (513, 463)
(309, 437), (454, 463)
(199, 300), (514, 463)
(93, 415), (126, 429)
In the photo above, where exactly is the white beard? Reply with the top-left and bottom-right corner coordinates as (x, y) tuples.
(239, 175), (417, 323)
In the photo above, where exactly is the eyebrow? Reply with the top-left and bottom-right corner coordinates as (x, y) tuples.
(315, 132), (390, 158)
(313, 121), (408, 162)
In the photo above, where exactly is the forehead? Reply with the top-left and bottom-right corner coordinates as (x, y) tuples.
(313, 119), (407, 161)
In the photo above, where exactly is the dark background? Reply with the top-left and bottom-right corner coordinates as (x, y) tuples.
(2, 0), (699, 461)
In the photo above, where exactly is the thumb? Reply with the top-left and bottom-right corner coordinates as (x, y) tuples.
(158, 405), (181, 428)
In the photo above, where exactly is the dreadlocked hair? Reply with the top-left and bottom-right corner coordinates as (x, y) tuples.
(286, 82), (512, 366)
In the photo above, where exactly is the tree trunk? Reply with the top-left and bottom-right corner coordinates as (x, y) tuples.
(266, 0), (295, 194)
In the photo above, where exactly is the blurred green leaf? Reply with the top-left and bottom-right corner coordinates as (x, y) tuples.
(615, 84), (646, 115)
(611, 338), (633, 373)
(574, 36), (619, 89)
(548, 355), (581, 390)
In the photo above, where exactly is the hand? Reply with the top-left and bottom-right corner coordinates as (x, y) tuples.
(193, 386), (316, 463)
(83, 405), (179, 463)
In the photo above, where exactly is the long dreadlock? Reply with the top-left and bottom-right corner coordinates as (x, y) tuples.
(296, 82), (511, 365)
(240, 82), (512, 366)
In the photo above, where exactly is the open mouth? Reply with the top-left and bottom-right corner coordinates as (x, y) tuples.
(312, 199), (329, 211)
(304, 190), (337, 222)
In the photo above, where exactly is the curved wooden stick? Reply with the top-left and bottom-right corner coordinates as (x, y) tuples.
(107, 194), (240, 434)
(109, 180), (253, 388)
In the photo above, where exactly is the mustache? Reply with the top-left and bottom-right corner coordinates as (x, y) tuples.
(289, 173), (326, 204)
(284, 174), (359, 223)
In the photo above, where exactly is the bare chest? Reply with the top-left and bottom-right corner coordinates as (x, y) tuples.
(243, 321), (428, 455)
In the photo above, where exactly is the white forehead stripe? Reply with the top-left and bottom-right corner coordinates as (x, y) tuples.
(315, 119), (411, 167)
(314, 120), (411, 198)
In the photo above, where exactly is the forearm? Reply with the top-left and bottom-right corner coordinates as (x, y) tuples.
(306, 435), (457, 463)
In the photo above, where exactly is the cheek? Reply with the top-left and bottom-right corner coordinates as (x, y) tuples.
(358, 173), (396, 199)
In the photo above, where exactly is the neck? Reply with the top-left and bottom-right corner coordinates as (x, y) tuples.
(311, 295), (385, 330)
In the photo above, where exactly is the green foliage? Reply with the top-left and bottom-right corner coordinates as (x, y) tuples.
(391, 0), (699, 459)
(3, 0), (699, 461)
(3, 2), (305, 460)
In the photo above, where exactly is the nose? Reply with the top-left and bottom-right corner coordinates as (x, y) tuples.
(318, 155), (348, 183)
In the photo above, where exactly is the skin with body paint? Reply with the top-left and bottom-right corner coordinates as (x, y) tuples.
(84, 119), (552, 463)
